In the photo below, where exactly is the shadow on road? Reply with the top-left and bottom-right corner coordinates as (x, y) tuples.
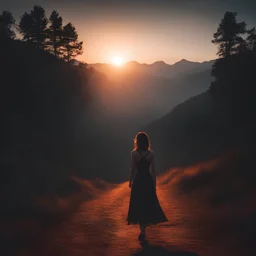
(132, 245), (199, 256)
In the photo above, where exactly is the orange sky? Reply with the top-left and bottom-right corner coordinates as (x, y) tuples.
(75, 20), (218, 64)
(4, 0), (256, 64)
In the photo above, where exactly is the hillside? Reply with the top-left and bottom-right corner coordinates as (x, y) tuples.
(0, 39), (99, 221)
(144, 91), (255, 172)
(88, 64), (213, 134)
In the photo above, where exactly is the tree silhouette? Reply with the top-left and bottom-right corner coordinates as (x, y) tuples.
(19, 12), (33, 41)
(0, 11), (15, 39)
(212, 12), (247, 58)
(17, 6), (84, 61)
(47, 10), (63, 57)
(60, 23), (83, 62)
(247, 28), (256, 52)
(209, 12), (256, 122)
(236, 36), (248, 55)
(19, 6), (48, 49)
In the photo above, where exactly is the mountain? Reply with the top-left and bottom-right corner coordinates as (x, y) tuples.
(89, 59), (215, 78)
(88, 65), (213, 136)
(169, 59), (214, 77)
(144, 90), (253, 172)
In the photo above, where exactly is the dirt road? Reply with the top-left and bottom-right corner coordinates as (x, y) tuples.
(10, 179), (246, 256)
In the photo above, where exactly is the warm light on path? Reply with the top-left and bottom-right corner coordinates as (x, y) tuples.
(24, 179), (205, 256)
(8, 168), (246, 255)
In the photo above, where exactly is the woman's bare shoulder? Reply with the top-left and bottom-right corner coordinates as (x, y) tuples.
(149, 150), (155, 155)
(131, 150), (138, 157)
(148, 150), (155, 160)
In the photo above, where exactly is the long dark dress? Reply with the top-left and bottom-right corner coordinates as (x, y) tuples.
(127, 150), (168, 225)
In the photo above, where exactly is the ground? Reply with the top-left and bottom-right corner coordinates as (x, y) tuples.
(6, 175), (248, 256)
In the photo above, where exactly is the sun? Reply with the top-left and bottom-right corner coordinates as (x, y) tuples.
(112, 56), (124, 67)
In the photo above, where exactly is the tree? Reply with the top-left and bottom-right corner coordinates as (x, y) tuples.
(60, 23), (83, 62)
(19, 5), (48, 49)
(212, 12), (247, 58)
(0, 11), (15, 39)
(47, 10), (63, 57)
(247, 28), (256, 51)
(236, 37), (248, 55)
(19, 12), (33, 42)
(78, 61), (88, 69)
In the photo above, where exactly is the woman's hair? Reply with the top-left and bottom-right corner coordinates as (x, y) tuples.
(133, 132), (151, 151)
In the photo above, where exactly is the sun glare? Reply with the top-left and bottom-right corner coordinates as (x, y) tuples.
(112, 56), (124, 67)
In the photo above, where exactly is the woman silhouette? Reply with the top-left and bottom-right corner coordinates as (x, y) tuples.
(127, 132), (168, 244)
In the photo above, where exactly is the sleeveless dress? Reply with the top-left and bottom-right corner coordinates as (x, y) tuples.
(127, 150), (168, 225)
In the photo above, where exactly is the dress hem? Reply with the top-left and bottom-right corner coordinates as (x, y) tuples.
(127, 219), (168, 226)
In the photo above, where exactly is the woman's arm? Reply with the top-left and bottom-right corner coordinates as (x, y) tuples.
(150, 152), (156, 190)
(129, 152), (136, 188)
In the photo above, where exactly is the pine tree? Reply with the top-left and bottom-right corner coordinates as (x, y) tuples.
(47, 10), (63, 57)
(19, 12), (33, 41)
(60, 23), (83, 62)
(212, 12), (247, 58)
(0, 11), (15, 39)
(19, 5), (48, 49)
(247, 28), (256, 51)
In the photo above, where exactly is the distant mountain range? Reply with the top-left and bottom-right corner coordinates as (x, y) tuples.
(89, 59), (215, 78)
(87, 59), (215, 135)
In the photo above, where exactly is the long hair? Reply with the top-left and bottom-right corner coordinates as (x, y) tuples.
(133, 132), (151, 151)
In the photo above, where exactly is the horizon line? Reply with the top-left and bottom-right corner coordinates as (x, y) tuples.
(87, 58), (216, 66)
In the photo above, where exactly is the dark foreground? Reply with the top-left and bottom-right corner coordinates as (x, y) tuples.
(3, 166), (254, 256)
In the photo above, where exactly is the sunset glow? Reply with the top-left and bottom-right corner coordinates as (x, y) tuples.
(112, 56), (125, 67)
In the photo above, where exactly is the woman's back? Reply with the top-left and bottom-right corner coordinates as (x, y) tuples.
(134, 150), (152, 173)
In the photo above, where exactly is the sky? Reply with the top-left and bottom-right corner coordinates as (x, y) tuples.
(2, 0), (256, 64)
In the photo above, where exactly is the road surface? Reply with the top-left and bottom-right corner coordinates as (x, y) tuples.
(8, 177), (248, 256)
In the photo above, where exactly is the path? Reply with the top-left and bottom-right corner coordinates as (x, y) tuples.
(11, 180), (245, 256)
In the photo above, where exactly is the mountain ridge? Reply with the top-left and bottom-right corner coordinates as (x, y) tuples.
(89, 58), (215, 66)
(89, 58), (215, 78)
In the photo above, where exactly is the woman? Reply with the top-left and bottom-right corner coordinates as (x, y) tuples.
(127, 132), (168, 244)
